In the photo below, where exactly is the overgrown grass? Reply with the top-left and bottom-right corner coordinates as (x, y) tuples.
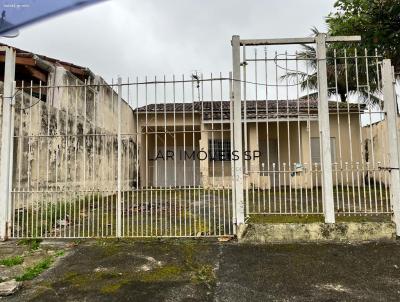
(15, 249), (65, 281)
(16, 257), (54, 281)
(249, 214), (391, 224)
(18, 239), (42, 251)
(249, 215), (324, 224)
(14, 194), (103, 237)
(0, 255), (24, 267)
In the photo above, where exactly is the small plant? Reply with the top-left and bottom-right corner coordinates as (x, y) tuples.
(0, 255), (24, 267)
(16, 257), (53, 281)
(191, 264), (216, 289)
(18, 239), (42, 251)
(15, 249), (65, 281)
(15, 193), (104, 237)
(55, 250), (65, 257)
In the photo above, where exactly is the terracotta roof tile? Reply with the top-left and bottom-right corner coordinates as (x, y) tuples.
(135, 100), (364, 120)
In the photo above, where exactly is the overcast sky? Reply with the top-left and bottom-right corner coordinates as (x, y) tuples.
(2, 0), (336, 82)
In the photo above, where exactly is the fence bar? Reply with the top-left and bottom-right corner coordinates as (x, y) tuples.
(382, 59), (400, 236)
(116, 77), (122, 237)
(0, 47), (16, 240)
(316, 33), (335, 223)
(231, 35), (245, 234)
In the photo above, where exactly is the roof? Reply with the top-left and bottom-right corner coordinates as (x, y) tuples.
(0, 42), (93, 81)
(135, 100), (365, 120)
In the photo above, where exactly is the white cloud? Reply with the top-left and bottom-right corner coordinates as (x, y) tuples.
(1, 0), (335, 82)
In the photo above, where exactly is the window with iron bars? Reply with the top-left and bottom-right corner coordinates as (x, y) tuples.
(208, 139), (231, 161)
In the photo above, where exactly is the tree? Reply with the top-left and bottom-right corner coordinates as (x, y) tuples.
(327, 0), (400, 73)
(283, 28), (381, 105)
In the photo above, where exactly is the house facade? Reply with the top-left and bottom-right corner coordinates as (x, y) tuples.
(135, 100), (363, 189)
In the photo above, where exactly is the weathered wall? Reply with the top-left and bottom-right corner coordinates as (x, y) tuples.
(362, 117), (400, 185)
(10, 67), (137, 205)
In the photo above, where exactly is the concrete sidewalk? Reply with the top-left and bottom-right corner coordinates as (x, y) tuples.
(3, 239), (400, 301)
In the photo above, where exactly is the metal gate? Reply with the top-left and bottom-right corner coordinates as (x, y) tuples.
(1, 34), (400, 239)
(231, 35), (400, 230)
(3, 68), (236, 238)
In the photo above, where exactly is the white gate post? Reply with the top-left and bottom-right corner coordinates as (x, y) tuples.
(232, 35), (246, 235)
(116, 77), (122, 237)
(0, 46), (16, 240)
(382, 59), (400, 236)
(316, 34), (335, 223)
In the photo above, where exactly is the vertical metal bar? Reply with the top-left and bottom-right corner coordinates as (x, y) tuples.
(136, 77), (140, 236)
(229, 72), (236, 233)
(74, 79), (79, 238)
(275, 50), (281, 214)
(65, 80), (70, 238)
(382, 59), (400, 235)
(242, 45), (249, 216)
(116, 77), (122, 237)
(0, 46), (16, 240)
(220, 72), (225, 235)
(155, 76), (158, 236)
(315, 33), (335, 223)
(231, 35), (245, 232)
(265, 49), (271, 213)
(16, 81), (25, 238)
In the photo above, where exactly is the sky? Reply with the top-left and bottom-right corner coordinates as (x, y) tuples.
(1, 0), (336, 82)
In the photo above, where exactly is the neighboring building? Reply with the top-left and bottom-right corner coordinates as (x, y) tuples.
(135, 100), (364, 189)
(362, 116), (400, 186)
(0, 43), (137, 201)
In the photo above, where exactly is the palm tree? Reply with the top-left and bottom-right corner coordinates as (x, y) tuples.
(282, 27), (382, 106)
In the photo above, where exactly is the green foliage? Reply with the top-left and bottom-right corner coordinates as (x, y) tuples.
(16, 257), (53, 281)
(55, 250), (65, 257)
(15, 193), (103, 238)
(15, 249), (65, 281)
(0, 255), (24, 267)
(327, 0), (400, 72)
(18, 239), (42, 251)
(283, 26), (381, 105)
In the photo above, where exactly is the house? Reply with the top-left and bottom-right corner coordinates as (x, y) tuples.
(134, 100), (364, 189)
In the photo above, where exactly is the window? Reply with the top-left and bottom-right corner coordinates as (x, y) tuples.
(310, 137), (336, 164)
(208, 139), (231, 161)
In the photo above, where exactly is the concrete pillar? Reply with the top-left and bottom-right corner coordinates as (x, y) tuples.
(0, 46), (16, 240)
(383, 59), (400, 236)
(316, 33), (335, 224)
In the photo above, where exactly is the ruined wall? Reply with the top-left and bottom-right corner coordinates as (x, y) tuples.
(10, 67), (137, 204)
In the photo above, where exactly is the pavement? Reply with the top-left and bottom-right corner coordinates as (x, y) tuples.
(2, 239), (400, 301)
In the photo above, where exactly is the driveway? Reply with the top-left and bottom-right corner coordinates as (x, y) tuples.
(3, 239), (400, 301)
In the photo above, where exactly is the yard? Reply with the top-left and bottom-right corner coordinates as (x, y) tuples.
(11, 185), (392, 239)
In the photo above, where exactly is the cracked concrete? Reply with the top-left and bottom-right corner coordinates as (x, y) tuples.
(1, 240), (400, 301)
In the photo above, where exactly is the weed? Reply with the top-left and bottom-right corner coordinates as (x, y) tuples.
(15, 249), (65, 281)
(16, 257), (53, 281)
(18, 239), (42, 251)
(55, 250), (65, 257)
(0, 255), (24, 267)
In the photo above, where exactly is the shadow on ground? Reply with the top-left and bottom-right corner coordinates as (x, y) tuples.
(3, 239), (400, 301)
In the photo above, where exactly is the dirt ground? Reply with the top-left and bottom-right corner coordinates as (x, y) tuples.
(1, 239), (400, 301)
